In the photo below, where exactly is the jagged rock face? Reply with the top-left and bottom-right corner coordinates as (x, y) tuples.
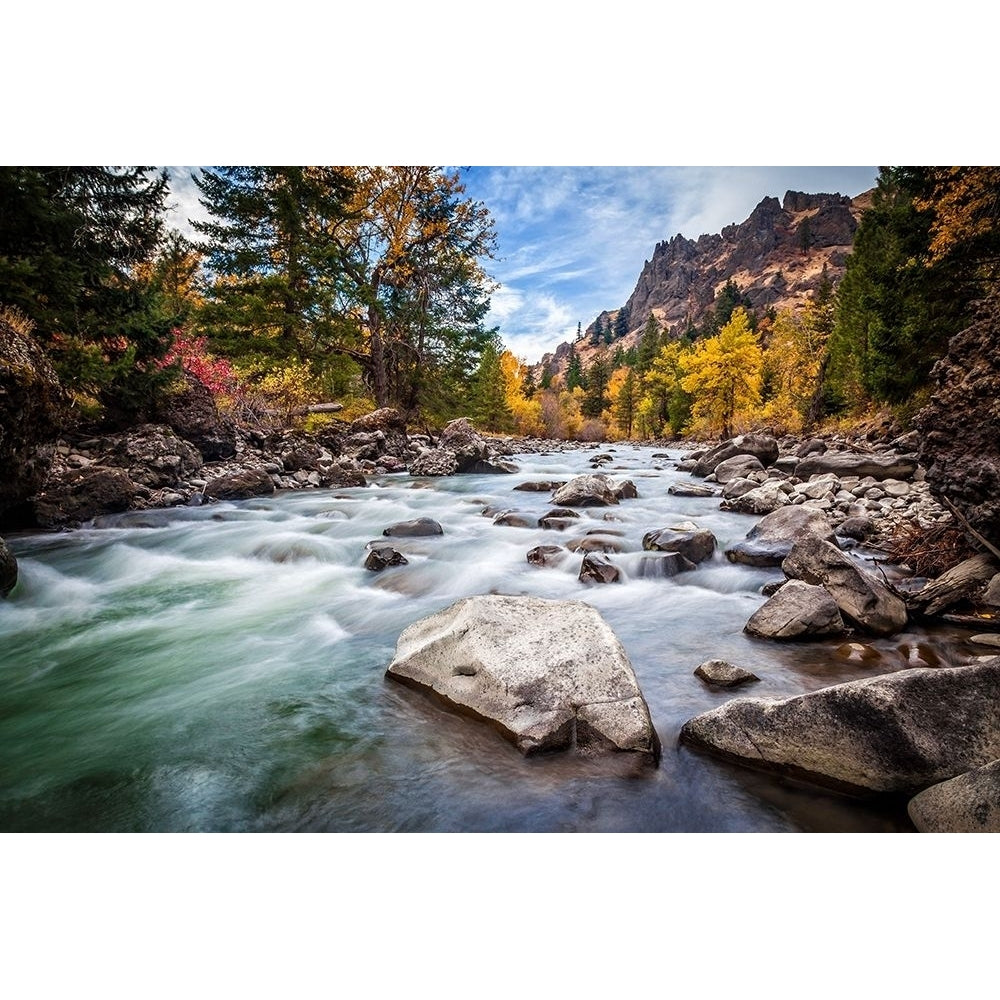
(539, 190), (863, 377)
(0, 537), (17, 597)
(0, 314), (65, 516)
(98, 424), (204, 488)
(916, 297), (1000, 545)
(32, 467), (136, 528)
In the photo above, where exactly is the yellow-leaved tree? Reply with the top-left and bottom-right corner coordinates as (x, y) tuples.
(500, 351), (545, 436)
(680, 306), (762, 438)
(760, 309), (823, 433)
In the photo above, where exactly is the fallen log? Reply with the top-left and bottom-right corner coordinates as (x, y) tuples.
(914, 553), (999, 616)
(263, 402), (344, 417)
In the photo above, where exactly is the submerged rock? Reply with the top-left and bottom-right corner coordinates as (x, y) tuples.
(680, 658), (1000, 794)
(382, 517), (444, 537)
(694, 660), (760, 688)
(579, 553), (621, 584)
(0, 537), (17, 597)
(526, 545), (566, 567)
(642, 524), (716, 564)
(364, 546), (408, 572)
(385, 594), (660, 759)
(908, 759), (1000, 832)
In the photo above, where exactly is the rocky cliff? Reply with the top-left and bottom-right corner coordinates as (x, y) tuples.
(540, 189), (868, 376)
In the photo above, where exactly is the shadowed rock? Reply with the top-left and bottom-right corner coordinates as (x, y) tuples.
(680, 658), (1000, 794)
(0, 537), (17, 597)
(908, 759), (1000, 832)
(383, 517), (443, 537)
(782, 534), (908, 635)
(642, 524), (716, 564)
(32, 467), (137, 528)
(385, 595), (659, 760)
(526, 545), (566, 567)
(726, 505), (838, 567)
(205, 469), (275, 501)
(745, 580), (847, 639)
(579, 553), (621, 584)
(364, 546), (408, 571)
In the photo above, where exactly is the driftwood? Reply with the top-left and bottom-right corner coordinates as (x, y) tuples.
(263, 402), (344, 418)
(914, 553), (1000, 616)
(942, 613), (1000, 631)
(941, 495), (1000, 562)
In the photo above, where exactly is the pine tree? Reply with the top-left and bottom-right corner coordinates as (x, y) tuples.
(471, 333), (513, 431)
(521, 367), (537, 399)
(614, 306), (630, 339)
(0, 166), (175, 420)
(566, 345), (584, 390)
(636, 313), (661, 373)
(612, 369), (640, 437)
(581, 354), (611, 418)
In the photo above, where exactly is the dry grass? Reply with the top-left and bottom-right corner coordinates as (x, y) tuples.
(885, 520), (977, 578)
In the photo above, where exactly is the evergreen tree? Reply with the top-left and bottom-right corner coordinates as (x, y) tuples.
(614, 306), (630, 339)
(540, 367), (553, 390)
(576, 321), (583, 341)
(471, 332), (513, 430)
(636, 313), (661, 373)
(0, 166), (175, 421)
(591, 316), (604, 346)
(581, 354), (611, 418)
(566, 345), (584, 390)
(521, 367), (537, 399)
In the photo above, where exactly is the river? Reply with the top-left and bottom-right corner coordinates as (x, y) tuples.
(0, 444), (977, 832)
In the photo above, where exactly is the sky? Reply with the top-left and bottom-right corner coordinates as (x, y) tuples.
(165, 166), (878, 366)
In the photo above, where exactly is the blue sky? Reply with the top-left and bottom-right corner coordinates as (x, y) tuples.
(166, 166), (879, 365)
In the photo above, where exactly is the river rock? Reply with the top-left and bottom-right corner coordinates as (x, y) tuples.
(538, 508), (580, 530)
(0, 311), (65, 517)
(514, 481), (566, 492)
(720, 481), (790, 515)
(635, 553), (696, 577)
(527, 545), (567, 567)
(551, 474), (620, 507)
(692, 434), (778, 476)
(567, 535), (626, 554)
(970, 634), (1000, 649)
(795, 451), (918, 481)
(782, 534), (908, 635)
(205, 469), (275, 500)
(364, 546), (408, 571)
(725, 505), (838, 567)
(97, 424), (204, 489)
(579, 553), (621, 584)
(837, 515), (875, 541)
(983, 574), (1000, 607)
(493, 511), (536, 528)
(642, 525), (716, 564)
(0, 537), (17, 597)
(908, 759), (1000, 832)
(745, 580), (847, 640)
(721, 477), (761, 500)
(667, 482), (716, 497)
(680, 658), (1000, 794)
(153, 371), (236, 460)
(714, 454), (766, 484)
(385, 594), (660, 759)
(694, 660), (760, 687)
(409, 447), (459, 477)
(383, 517), (443, 537)
(32, 467), (137, 528)
(614, 480), (639, 500)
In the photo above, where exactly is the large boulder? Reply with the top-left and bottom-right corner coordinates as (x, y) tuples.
(692, 434), (779, 476)
(720, 481), (790, 515)
(409, 448), (459, 476)
(385, 595), (660, 760)
(0, 309), (65, 516)
(204, 469), (275, 501)
(726, 505), (838, 567)
(795, 451), (918, 481)
(98, 424), (203, 488)
(915, 296), (1000, 543)
(680, 658), (1000, 794)
(438, 417), (517, 473)
(32, 467), (137, 528)
(713, 454), (765, 484)
(745, 580), (847, 640)
(579, 553), (621, 584)
(908, 759), (1000, 832)
(383, 517), (443, 537)
(0, 537), (17, 597)
(551, 475), (620, 507)
(642, 523), (716, 564)
(782, 534), (908, 635)
(153, 372), (236, 460)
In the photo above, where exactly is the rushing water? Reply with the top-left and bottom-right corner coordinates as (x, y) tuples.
(0, 445), (983, 832)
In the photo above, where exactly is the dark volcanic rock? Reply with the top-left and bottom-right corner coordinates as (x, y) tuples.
(915, 296), (1000, 544)
(680, 658), (1000, 795)
(32, 467), (137, 528)
(154, 372), (236, 460)
(205, 469), (275, 501)
(383, 517), (443, 537)
(0, 537), (17, 597)
(0, 311), (65, 516)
